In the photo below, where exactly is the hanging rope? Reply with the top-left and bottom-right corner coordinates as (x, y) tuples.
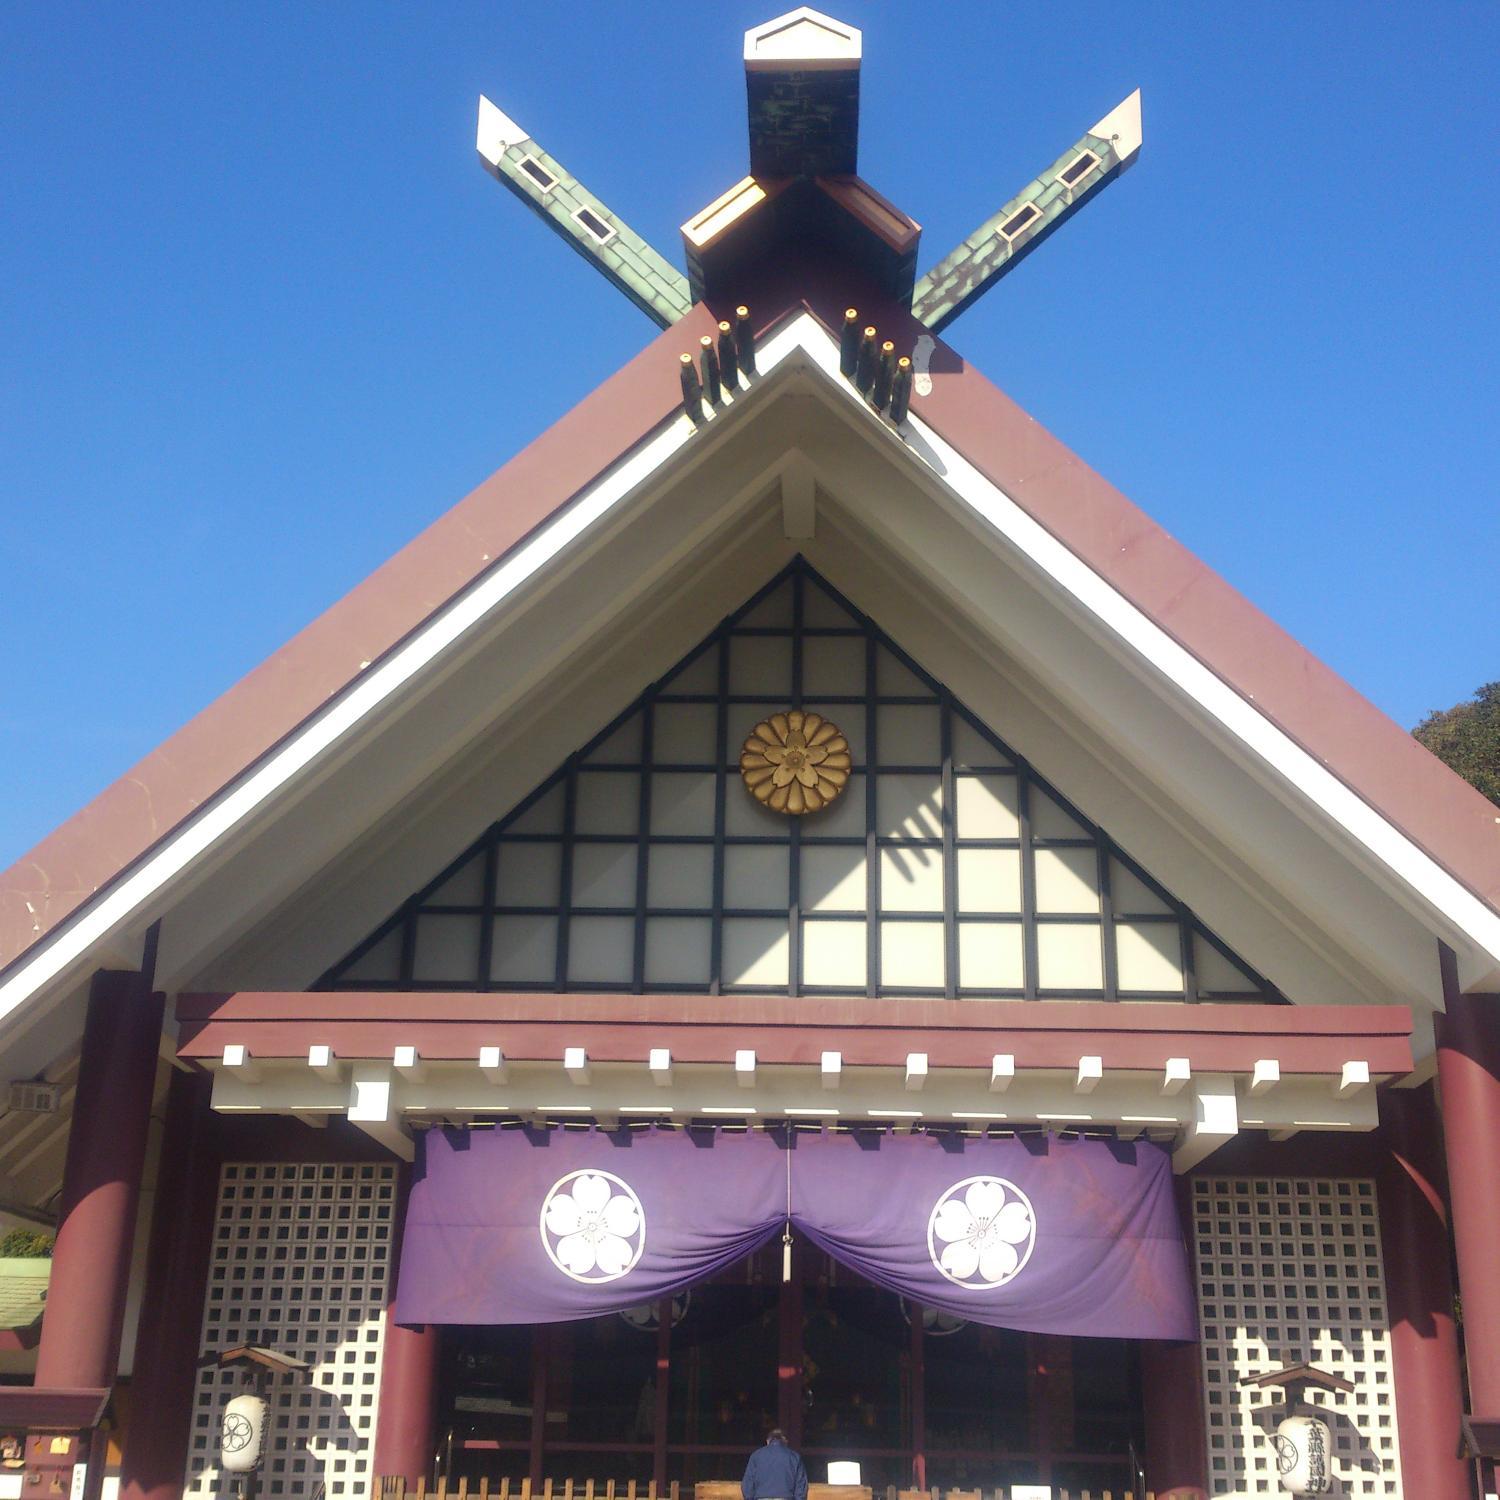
(782, 1129), (794, 1282)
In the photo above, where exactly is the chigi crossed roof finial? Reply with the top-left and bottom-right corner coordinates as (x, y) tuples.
(476, 7), (1141, 333)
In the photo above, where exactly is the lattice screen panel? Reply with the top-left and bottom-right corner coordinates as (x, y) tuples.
(1193, 1176), (1401, 1497)
(184, 1162), (398, 1500)
(325, 560), (1276, 1003)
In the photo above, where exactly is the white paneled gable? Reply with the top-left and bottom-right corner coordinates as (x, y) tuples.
(321, 562), (1273, 1002)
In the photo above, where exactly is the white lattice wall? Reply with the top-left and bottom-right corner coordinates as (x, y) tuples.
(184, 1162), (398, 1500)
(1193, 1176), (1401, 1497)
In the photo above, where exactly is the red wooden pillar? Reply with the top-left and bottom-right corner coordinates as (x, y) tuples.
(1435, 955), (1500, 1493)
(1140, 1339), (1209, 1500)
(35, 971), (164, 1390)
(1142, 1175), (1208, 1500)
(372, 1321), (439, 1484)
(1377, 1083), (1470, 1500)
(118, 1067), (219, 1500)
(372, 1167), (440, 1486)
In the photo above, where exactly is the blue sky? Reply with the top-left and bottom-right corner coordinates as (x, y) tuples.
(4, 2), (1498, 870)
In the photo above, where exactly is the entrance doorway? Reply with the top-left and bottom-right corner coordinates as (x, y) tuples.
(436, 1237), (1144, 1494)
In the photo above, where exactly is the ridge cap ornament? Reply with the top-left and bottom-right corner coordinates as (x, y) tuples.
(740, 709), (852, 815)
(476, 13), (1141, 333)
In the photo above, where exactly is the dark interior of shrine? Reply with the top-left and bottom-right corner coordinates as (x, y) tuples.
(437, 1237), (1143, 1495)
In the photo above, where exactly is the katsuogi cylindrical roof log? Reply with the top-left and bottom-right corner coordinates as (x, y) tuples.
(699, 334), (722, 404)
(853, 325), (878, 393)
(871, 340), (897, 410)
(717, 320), (739, 387)
(839, 308), (861, 377)
(679, 352), (705, 425)
(734, 305), (756, 374)
(889, 356), (913, 424)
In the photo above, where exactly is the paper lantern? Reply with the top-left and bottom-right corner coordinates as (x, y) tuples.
(220, 1393), (268, 1474)
(1275, 1414), (1332, 1494)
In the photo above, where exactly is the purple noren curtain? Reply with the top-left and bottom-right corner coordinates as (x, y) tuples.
(397, 1126), (1195, 1340)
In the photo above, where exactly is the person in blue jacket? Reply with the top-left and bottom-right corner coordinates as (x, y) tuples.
(741, 1429), (808, 1500)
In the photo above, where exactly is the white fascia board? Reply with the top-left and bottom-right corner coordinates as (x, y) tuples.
(776, 316), (1500, 973)
(761, 317), (1500, 972)
(4, 310), (1497, 1042)
(885, 398), (1500, 973)
(0, 316), (815, 1037)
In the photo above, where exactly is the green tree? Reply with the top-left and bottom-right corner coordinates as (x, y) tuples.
(0, 1229), (54, 1257)
(1413, 682), (1500, 807)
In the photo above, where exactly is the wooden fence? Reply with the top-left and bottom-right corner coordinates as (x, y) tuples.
(377, 1480), (1158, 1500)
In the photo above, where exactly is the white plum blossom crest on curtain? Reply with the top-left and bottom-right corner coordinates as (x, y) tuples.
(539, 1169), (646, 1284)
(926, 1175), (1036, 1290)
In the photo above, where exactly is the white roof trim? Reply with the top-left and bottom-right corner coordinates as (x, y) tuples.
(890, 396), (1500, 977)
(778, 321), (1500, 973)
(3, 311), (1497, 1036)
(0, 315), (802, 1033)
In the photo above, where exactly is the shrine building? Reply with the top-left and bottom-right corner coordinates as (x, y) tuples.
(3, 12), (1500, 1500)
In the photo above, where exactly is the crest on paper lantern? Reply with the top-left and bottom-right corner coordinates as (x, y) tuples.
(1274, 1415), (1332, 1493)
(740, 710), (852, 815)
(220, 1394), (268, 1473)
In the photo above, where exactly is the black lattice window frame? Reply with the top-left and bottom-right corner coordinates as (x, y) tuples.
(322, 559), (1281, 1003)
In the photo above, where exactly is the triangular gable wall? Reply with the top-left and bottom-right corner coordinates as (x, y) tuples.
(323, 562), (1271, 1002)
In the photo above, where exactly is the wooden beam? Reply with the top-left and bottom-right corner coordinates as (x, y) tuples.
(1172, 1075), (1238, 1174)
(346, 1073), (414, 1162)
(1161, 1057), (1191, 1096)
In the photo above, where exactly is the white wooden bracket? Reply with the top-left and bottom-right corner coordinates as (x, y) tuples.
(1173, 1074), (1239, 1174)
(1250, 1059), (1280, 1095)
(308, 1045), (343, 1081)
(222, 1044), (260, 1082)
(346, 1071), (414, 1162)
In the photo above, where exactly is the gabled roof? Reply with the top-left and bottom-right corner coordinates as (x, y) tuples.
(3, 297), (1499, 1041)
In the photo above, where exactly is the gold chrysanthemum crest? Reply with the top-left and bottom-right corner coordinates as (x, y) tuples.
(739, 709), (852, 816)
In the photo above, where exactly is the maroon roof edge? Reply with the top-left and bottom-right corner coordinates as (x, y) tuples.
(0, 1387), (110, 1428)
(0, 304), (718, 972)
(900, 306), (1500, 920)
(1, 296), (1496, 981)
